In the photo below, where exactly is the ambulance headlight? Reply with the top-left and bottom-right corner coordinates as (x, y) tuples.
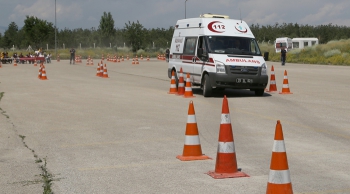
(216, 61), (226, 73)
(261, 63), (267, 75)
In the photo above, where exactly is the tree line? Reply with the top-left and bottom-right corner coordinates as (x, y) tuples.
(1, 12), (350, 52)
(250, 22), (350, 44)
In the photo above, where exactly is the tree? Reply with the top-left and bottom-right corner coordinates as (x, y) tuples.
(23, 16), (54, 49)
(98, 12), (116, 46)
(123, 20), (146, 52)
(3, 22), (19, 49)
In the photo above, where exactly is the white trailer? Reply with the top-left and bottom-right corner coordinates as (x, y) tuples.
(292, 38), (319, 49)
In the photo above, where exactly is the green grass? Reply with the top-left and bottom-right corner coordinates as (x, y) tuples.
(259, 38), (350, 65)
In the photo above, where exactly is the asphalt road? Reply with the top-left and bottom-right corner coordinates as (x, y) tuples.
(1, 58), (350, 194)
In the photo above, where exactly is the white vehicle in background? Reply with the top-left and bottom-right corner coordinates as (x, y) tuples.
(167, 13), (268, 97)
(274, 37), (293, 53)
(292, 38), (319, 49)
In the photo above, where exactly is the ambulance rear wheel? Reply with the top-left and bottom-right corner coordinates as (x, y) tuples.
(203, 74), (212, 97)
(172, 69), (178, 88)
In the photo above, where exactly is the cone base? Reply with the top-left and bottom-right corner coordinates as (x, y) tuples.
(168, 91), (178, 94)
(206, 170), (249, 179)
(266, 183), (293, 194)
(266, 89), (278, 92)
(279, 92), (293, 94)
(176, 155), (211, 161)
(183, 95), (195, 98)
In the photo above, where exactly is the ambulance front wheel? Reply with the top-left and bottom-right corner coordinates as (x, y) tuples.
(202, 74), (212, 97)
(255, 89), (264, 96)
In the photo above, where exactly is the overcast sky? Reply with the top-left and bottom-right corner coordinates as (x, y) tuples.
(1, 0), (349, 33)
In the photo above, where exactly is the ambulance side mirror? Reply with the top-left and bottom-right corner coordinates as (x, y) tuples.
(197, 48), (208, 61)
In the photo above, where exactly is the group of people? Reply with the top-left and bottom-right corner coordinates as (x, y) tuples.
(10, 51), (51, 64)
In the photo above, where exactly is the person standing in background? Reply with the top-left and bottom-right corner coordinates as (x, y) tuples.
(165, 48), (170, 62)
(281, 47), (287, 66)
(70, 48), (76, 65)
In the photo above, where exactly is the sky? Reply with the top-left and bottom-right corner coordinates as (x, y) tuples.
(0, 0), (350, 33)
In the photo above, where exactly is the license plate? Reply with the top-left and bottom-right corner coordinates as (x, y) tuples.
(236, 78), (253, 83)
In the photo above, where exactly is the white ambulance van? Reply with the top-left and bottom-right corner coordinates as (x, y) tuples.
(168, 13), (268, 97)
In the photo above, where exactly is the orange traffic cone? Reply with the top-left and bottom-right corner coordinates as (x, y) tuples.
(99, 63), (104, 77)
(279, 70), (292, 94)
(266, 65), (277, 92)
(132, 58), (135, 64)
(183, 73), (195, 98)
(207, 95), (249, 179)
(177, 101), (211, 161)
(13, 60), (18, 66)
(57, 54), (60, 62)
(168, 71), (178, 94)
(90, 59), (94, 66)
(40, 65), (48, 80)
(96, 63), (101, 76)
(0, 60), (2, 68)
(177, 67), (185, 95)
(266, 120), (293, 194)
(33, 60), (37, 66)
(38, 64), (42, 79)
(135, 58), (139, 65)
(147, 56), (150, 61)
(102, 64), (109, 78)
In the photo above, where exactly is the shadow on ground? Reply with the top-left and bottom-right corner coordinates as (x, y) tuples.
(192, 88), (272, 98)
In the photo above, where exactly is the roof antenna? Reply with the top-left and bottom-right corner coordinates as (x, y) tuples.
(240, 8), (242, 23)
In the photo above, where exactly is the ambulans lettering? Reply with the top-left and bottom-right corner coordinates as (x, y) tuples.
(208, 21), (225, 33)
(226, 58), (260, 64)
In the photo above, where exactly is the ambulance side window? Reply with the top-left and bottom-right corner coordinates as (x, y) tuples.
(197, 36), (208, 60)
(183, 37), (197, 55)
(250, 40), (257, 54)
(198, 36), (207, 54)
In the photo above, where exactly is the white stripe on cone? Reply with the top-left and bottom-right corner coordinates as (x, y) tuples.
(185, 135), (200, 145)
(217, 142), (235, 153)
(221, 114), (231, 124)
(187, 115), (196, 123)
(272, 140), (286, 152)
(268, 170), (291, 184)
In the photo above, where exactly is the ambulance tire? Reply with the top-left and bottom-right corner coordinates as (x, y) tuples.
(202, 74), (212, 97)
(255, 89), (264, 96)
(172, 69), (179, 88)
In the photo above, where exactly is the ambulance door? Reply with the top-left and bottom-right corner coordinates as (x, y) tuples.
(182, 37), (197, 80)
(193, 36), (208, 83)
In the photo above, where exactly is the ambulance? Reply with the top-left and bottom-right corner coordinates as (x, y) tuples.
(168, 13), (268, 97)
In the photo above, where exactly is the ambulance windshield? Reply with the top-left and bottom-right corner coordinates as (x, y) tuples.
(207, 36), (261, 56)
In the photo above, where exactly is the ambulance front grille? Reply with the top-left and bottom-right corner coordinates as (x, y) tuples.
(228, 66), (259, 75)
